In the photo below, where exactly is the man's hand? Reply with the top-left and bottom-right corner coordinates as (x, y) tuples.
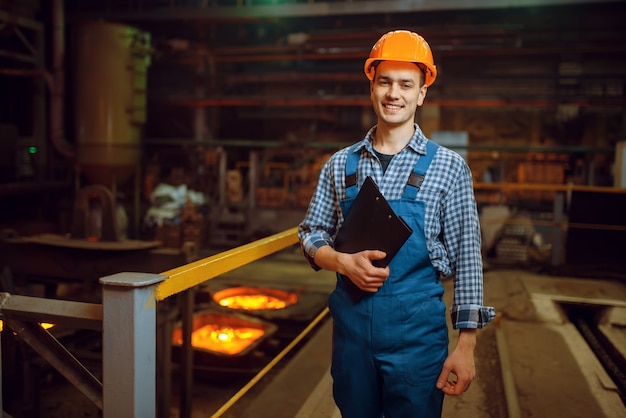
(436, 329), (477, 396)
(314, 246), (389, 293)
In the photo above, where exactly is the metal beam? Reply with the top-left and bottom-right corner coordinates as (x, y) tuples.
(156, 226), (299, 301)
(0, 293), (103, 330)
(68, 0), (625, 21)
(0, 48), (37, 64)
(0, 9), (43, 31)
(144, 138), (615, 154)
(167, 95), (626, 108)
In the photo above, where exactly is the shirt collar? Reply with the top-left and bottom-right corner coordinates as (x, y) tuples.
(352, 124), (429, 156)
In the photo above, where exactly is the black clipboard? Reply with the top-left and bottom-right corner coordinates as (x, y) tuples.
(334, 176), (413, 302)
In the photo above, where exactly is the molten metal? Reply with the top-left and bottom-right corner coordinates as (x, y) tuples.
(172, 310), (275, 356)
(212, 286), (298, 311)
(174, 324), (264, 355)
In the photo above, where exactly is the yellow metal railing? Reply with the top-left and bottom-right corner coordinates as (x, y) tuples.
(155, 225), (329, 418)
(156, 226), (299, 301)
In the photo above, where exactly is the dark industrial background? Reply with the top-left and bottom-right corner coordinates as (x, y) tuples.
(2, 0), (626, 261)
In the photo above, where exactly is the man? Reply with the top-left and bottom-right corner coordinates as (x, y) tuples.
(298, 30), (495, 418)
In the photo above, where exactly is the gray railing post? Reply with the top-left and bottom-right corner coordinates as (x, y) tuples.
(100, 272), (166, 418)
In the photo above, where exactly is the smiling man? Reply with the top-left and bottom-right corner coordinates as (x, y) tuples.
(298, 30), (495, 418)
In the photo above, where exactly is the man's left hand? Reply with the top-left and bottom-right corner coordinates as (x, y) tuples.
(436, 329), (477, 396)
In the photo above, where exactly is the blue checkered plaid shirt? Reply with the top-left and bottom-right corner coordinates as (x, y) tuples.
(298, 124), (495, 329)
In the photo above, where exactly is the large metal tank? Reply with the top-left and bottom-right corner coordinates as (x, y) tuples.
(74, 22), (151, 186)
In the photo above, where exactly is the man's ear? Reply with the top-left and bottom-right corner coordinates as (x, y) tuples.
(417, 85), (428, 106)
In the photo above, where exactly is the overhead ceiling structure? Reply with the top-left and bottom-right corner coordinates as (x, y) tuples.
(6, 0), (626, 148)
(65, 1), (626, 114)
(65, 0), (625, 20)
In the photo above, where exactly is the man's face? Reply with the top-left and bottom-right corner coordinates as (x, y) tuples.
(370, 60), (428, 129)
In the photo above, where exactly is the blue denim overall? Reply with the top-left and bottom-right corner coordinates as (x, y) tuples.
(329, 140), (448, 418)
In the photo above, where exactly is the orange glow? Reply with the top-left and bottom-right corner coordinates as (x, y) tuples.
(213, 287), (297, 311)
(0, 321), (54, 332)
(218, 294), (288, 310)
(174, 324), (265, 355)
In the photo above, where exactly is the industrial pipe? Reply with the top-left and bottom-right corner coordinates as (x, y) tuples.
(51, 0), (75, 159)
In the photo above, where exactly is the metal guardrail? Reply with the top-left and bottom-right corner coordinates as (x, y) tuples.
(0, 294), (105, 412)
(0, 226), (302, 418)
(157, 227), (299, 301)
(155, 226), (301, 417)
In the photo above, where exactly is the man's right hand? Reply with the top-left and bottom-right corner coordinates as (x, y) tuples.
(314, 246), (389, 293)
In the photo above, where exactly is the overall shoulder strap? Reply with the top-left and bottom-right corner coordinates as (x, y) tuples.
(402, 140), (439, 199)
(344, 144), (361, 199)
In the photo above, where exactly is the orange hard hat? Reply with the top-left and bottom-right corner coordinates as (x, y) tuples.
(364, 30), (437, 87)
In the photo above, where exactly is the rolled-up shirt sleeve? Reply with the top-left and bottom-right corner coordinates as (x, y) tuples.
(451, 304), (496, 329)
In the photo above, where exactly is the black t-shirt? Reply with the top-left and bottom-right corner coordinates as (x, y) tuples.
(374, 150), (394, 174)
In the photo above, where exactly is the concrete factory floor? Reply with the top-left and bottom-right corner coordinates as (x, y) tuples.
(35, 248), (626, 418)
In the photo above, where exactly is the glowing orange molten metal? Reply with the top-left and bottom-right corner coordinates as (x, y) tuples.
(212, 287), (298, 311)
(175, 324), (265, 355)
(172, 311), (275, 356)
